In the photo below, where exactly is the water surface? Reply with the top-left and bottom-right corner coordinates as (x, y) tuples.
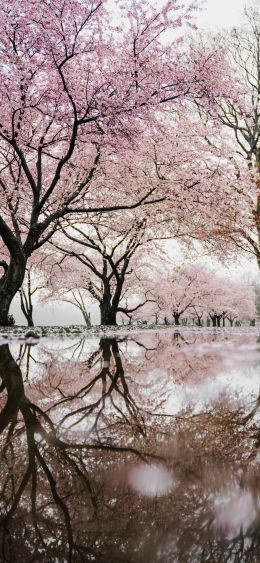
(1, 329), (260, 562)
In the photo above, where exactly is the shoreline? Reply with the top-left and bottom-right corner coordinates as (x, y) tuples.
(0, 323), (259, 342)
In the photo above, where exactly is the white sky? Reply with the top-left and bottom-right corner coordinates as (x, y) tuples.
(196, 0), (249, 30)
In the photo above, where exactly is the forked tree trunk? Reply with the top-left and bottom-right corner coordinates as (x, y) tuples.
(20, 291), (34, 327)
(82, 311), (91, 327)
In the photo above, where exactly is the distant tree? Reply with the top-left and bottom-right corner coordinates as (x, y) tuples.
(153, 264), (213, 326)
(19, 264), (46, 327)
(46, 217), (159, 325)
(142, 262), (256, 327)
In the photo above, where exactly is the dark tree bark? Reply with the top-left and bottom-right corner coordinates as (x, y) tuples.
(20, 288), (34, 327)
(173, 312), (181, 326)
(99, 277), (119, 326)
(209, 314), (222, 328)
(0, 253), (27, 326)
(100, 303), (117, 326)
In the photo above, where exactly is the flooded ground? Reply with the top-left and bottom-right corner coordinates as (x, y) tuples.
(1, 329), (260, 562)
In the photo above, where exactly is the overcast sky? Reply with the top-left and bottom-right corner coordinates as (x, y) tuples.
(197, 0), (249, 29)
(12, 0), (257, 326)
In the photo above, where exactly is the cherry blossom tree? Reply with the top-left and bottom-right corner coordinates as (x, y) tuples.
(213, 280), (256, 327)
(39, 97), (249, 328)
(57, 288), (92, 326)
(45, 216), (160, 325)
(193, 4), (260, 268)
(19, 265), (46, 327)
(0, 0), (215, 325)
(149, 263), (213, 326)
(139, 262), (256, 327)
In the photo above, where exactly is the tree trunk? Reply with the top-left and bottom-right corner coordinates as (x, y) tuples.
(100, 301), (117, 325)
(0, 292), (14, 326)
(21, 309), (34, 327)
(173, 312), (180, 326)
(20, 294), (34, 327)
(83, 311), (91, 327)
(27, 315), (34, 328)
(0, 255), (27, 326)
(99, 276), (122, 326)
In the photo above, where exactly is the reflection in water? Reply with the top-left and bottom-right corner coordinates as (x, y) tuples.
(214, 487), (260, 536)
(127, 464), (174, 497)
(0, 332), (260, 561)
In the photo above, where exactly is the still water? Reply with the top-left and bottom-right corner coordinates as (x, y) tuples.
(1, 329), (260, 562)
